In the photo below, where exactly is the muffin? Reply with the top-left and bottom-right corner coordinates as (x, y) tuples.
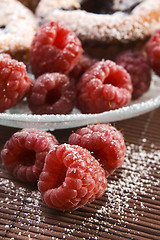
(36, 0), (160, 59)
(0, 0), (37, 63)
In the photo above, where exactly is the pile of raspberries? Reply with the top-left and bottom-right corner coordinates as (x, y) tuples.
(0, 20), (159, 115)
(1, 21), (159, 211)
(1, 124), (126, 211)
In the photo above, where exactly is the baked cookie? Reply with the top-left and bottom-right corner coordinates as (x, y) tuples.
(36, 0), (160, 58)
(0, 0), (37, 63)
(18, 0), (40, 12)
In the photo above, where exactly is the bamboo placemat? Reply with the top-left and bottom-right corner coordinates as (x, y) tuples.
(0, 108), (160, 239)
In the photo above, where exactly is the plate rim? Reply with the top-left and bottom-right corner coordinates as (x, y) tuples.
(0, 94), (160, 130)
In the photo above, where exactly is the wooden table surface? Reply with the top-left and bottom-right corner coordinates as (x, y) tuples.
(0, 108), (160, 240)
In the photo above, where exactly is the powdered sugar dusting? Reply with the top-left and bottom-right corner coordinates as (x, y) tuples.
(0, 0), (37, 54)
(0, 176), (44, 238)
(84, 141), (160, 231)
(36, 0), (160, 43)
(0, 139), (159, 239)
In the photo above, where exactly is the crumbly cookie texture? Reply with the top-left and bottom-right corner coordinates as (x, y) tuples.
(36, 0), (160, 44)
(0, 0), (37, 61)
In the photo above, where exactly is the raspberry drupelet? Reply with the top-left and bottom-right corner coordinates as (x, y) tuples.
(1, 129), (59, 183)
(30, 21), (83, 77)
(69, 124), (126, 177)
(76, 60), (132, 114)
(69, 54), (98, 82)
(0, 53), (32, 113)
(115, 50), (152, 100)
(27, 72), (76, 114)
(38, 144), (107, 211)
(145, 29), (160, 76)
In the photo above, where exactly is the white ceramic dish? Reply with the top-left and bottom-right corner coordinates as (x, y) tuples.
(1, 73), (160, 131)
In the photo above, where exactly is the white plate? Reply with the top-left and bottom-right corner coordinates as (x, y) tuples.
(1, 73), (160, 131)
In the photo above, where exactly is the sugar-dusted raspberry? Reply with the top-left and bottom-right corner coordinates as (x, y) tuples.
(69, 124), (126, 177)
(76, 60), (132, 114)
(69, 54), (98, 82)
(115, 50), (152, 100)
(0, 53), (32, 113)
(145, 29), (160, 76)
(0, 53), (11, 60)
(1, 129), (59, 183)
(27, 72), (76, 114)
(38, 144), (107, 211)
(30, 21), (83, 77)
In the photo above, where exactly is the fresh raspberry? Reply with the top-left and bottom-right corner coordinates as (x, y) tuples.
(69, 124), (126, 177)
(0, 53), (32, 113)
(27, 73), (76, 114)
(115, 50), (152, 100)
(38, 144), (107, 211)
(145, 29), (160, 76)
(30, 21), (83, 77)
(69, 54), (98, 82)
(1, 129), (59, 183)
(76, 60), (132, 114)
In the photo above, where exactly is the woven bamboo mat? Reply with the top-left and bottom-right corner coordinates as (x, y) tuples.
(0, 108), (160, 240)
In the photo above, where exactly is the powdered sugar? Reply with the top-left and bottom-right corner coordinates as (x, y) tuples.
(36, 0), (160, 43)
(0, 139), (159, 239)
(86, 141), (160, 230)
(0, 0), (37, 54)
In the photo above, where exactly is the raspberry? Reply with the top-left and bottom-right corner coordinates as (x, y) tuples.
(38, 144), (107, 211)
(27, 73), (76, 114)
(145, 29), (160, 76)
(0, 53), (32, 113)
(30, 21), (83, 77)
(69, 124), (126, 177)
(1, 129), (59, 183)
(115, 50), (152, 100)
(69, 54), (98, 82)
(76, 60), (132, 114)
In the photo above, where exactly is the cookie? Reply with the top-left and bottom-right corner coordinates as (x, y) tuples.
(36, 0), (160, 58)
(0, 0), (37, 63)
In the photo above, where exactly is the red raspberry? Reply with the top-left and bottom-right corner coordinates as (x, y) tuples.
(27, 73), (76, 114)
(0, 53), (32, 113)
(38, 144), (107, 211)
(115, 50), (152, 100)
(145, 29), (160, 76)
(69, 124), (126, 177)
(30, 21), (83, 77)
(76, 60), (132, 114)
(69, 54), (98, 82)
(1, 129), (59, 183)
